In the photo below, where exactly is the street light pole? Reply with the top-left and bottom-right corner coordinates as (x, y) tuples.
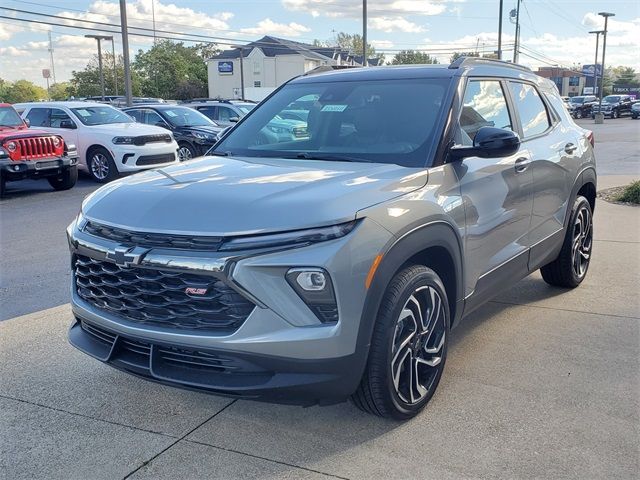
(497, 0), (503, 60)
(362, 0), (367, 66)
(512, 0), (521, 63)
(85, 35), (112, 100)
(119, 0), (133, 107)
(595, 12), (615, 124)
(589, 30), (604, 97)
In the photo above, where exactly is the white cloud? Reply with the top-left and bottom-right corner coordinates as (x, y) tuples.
(370, 17), (425, 34)
(0, 22), (24, 41)
(240, 19), (311, 37)
(0, 46), (28, 57)
(370, 39), (395, 49)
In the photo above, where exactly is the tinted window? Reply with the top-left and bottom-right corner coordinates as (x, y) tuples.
(217, 106), (235, 122)
(196, 106), (216, 120)
(144, 110), (165, 126)
(25, 108), (50, 127)
(216, 78), (449, 167)
(509, 82), (550, 138)
(126, 109), (144, 122)
(49, 108), (73, 128)
(460, 80), (512, 143)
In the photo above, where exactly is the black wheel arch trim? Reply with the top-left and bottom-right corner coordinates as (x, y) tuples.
(349, 219), (464, 392)
(564, 166), (597, 230)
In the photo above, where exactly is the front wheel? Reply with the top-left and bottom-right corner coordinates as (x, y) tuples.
(612, 109), (619, 119)
(351, 265), (449, 419)
(574, 110), (582, 119)
(87, 147), (118, 183)
(177, 143), (196, 161)
(541, 195), (593, 288)
(47, 165), (78, 191)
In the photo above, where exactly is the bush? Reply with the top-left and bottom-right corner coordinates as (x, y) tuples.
(615, 181), (640, 204)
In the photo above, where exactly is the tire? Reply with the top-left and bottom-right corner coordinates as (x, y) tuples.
(0, 174), (5, 198)
(574, 110), (582, 119)
(351, 265), (449, 420)
(47, 165), (78, 191)
(177, 143), (196, 161)
(87, 147), (118, 183)
(612, 109), (618, 119)
(540, 195), (593, 288)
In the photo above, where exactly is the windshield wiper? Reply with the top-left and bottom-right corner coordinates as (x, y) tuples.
(293, 152), (370, 163)
(209, 150), (231, 157)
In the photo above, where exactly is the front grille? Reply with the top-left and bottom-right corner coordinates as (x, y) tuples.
(133, 134), (172, 146)
(136, 153), (176, 166)
(74, 255), (254, 332)
(83, 221), (223, 250)
(13, 136), (60, 160)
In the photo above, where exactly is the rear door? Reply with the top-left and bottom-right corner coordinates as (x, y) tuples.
(507, 81), (575, 268)
(455, 78), (534, 300)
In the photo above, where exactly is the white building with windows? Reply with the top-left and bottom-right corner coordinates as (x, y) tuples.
(207, 36), (378, 101)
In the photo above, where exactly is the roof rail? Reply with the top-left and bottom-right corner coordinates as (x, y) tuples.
(448, 56), (532, 72)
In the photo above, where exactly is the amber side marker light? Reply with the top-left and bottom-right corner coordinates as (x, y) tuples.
(365, 254), (383, 289)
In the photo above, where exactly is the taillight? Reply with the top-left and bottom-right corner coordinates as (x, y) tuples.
(587, 131), (594, 147)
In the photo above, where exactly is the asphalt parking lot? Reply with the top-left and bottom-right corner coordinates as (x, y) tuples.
(1, 118), (639, 479)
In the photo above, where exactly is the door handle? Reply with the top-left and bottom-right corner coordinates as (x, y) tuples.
(564, 143), (578, 154)
(514, 157), (530, 173)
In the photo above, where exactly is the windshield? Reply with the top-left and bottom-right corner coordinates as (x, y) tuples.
(603, 95), (620, 103)
(161, 107), (213, 127)
(0, 106), (24, 127)
(70, 106), (134, 125)
(569, 97), (585, 104)
(215, 78), (449, 167)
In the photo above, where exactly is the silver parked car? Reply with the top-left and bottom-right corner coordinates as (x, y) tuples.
(67, 58), (596, 419)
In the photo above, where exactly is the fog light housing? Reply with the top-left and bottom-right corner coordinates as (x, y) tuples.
(286, 268), (338, 323)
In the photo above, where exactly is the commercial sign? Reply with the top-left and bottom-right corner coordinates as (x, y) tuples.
(42, 69), (51, 79)
(581, 64), (602, 77)
(218, 61), (233, 74)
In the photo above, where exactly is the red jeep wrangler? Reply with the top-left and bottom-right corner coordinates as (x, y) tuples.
(0, 103), (79, 197)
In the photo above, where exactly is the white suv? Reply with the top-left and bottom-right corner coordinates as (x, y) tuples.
(16, 102), (179, 182)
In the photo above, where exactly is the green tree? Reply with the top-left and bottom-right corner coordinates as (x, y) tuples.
(132, 40), (209, 100)
(315, 32), (385, 64)
(192, 42), (221, 61)
(48, 82), (71, 100)
(69, 53), (141, 98)
(391, 50), (439, 65)
(612, 66), (639, 86)
(0, 78), (9, 102)
(450, 51), (479, 63)
(2, 80), (47, 103)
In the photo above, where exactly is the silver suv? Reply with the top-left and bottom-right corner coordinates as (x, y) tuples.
(67, 58), (596, 419)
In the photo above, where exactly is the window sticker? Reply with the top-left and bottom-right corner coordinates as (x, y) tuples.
(321, 104), (348, 112)
(75, 109), (91, 116)
(165, 110), (178, 117)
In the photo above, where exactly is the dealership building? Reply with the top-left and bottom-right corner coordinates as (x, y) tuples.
(207, 36), (379, 101)
(535, 66), (587, 97)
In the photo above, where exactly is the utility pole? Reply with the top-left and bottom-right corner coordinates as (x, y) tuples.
(48, 31), (56, 84)
(362, 0), (367, 66)
(589, 30), (604, 96)
(512, 0), (521, 63)
(119, 0), (133, 107)
(595, 12), (615, 124)
(85, 35), (112, 100)
(239, 47), (245, 100)
(498, 0), (503, 60)
(110, 37), (118, 96)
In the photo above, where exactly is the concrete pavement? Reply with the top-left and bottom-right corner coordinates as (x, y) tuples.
(1, 192), (638, 480)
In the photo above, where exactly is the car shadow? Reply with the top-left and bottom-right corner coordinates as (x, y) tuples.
(0, 172), (97, 201)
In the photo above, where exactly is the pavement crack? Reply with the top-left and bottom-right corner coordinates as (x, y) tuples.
(0, 393), (177, 438)
(121, 399), (238, 480)
(183, 438), (351, 480)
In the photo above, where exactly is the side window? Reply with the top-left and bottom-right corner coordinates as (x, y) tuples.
(460, 80), (512, 144)
(127, 109), (143, 122)
(217, 106), (234, 122)
(25, 108), (50, 127)
(49, 108), (72, 128)
(196, 106), (216, 121)
(145, 110), (165, 126)
(509, 82), (551, 138)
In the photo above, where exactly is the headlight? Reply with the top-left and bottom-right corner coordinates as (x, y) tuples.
(268, 125), (287, 134)
(5, 141), (17, 152)
(52, 136), (61, 147)
(112, 136), (135, 144)
(218, 220), (359, 252)
(192, 131), (216, 141)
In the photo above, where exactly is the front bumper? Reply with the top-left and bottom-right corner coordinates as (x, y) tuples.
(67, 216), (392, 404)
(109, 141), (179, 172)
(0, 155), (78, 181)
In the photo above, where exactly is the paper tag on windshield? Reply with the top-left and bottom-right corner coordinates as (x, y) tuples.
(321, 104), (348, 112)
(165, 111), (177, 117)
(75, 109), (90, 116)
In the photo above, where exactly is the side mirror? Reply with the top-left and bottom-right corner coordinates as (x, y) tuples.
(24, 118), (31, 127)
(449, 127), (520, 160)
(60, 119), (77, 130)
(229, 117), (240, 123)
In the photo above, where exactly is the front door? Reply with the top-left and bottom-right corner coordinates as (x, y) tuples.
(453, 78), (534, 301)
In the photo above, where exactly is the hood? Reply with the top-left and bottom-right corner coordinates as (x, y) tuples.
(83, 156), (429, 236)
(0, 127), (60, 139)
(86, 122), (171, 136)
(181, 125), (223, 135)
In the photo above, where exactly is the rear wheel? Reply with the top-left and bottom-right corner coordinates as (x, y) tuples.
(47, 165), (78, 191)
(87, 147), (118, 183)
(541, 195), (593, 288)
(351, 265), (449, 419)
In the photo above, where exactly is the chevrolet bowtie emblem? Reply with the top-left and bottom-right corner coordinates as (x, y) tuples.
(106, 246), (150, 268)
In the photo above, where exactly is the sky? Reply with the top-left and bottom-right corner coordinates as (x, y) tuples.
(1, 0), (639, 88)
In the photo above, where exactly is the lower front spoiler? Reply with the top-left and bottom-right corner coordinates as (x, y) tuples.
(68, 318), (362, 406)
